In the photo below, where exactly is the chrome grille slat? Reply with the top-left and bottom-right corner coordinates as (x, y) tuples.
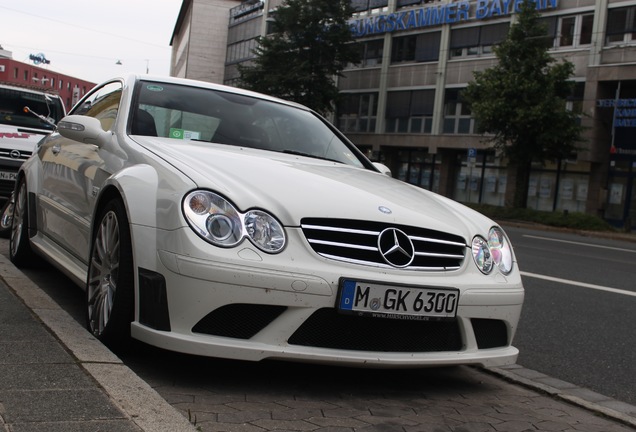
(307, 239), (378, 251)
(301, 218), (467, 271)
(411, 235), (466, 247)
(414, 251), (466, 259)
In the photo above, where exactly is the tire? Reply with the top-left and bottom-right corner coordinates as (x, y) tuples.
(0, 195), (14, 239)
(86, 199), (135, 351)
(9, 179), (35, 266)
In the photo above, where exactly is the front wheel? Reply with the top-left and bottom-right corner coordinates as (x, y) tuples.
(9, 179), (35, 266)
(86, 199), (135, 350)
(0, 192), (15, 238)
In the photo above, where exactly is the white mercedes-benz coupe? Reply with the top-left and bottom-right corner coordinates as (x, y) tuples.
(10, 74), (524, 367)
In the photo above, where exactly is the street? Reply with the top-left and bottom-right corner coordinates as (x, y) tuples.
(1, 224), (635, 413)
(502, 225), (636, 406)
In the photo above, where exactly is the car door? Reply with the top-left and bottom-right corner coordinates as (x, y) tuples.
(38, 81), (123, 264)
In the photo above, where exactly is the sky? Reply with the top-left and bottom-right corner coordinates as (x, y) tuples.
(0, 0), (183, 85)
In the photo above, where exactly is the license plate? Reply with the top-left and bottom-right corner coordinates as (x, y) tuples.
(338, 279), (459, 321)
(0, 171), (16, 181)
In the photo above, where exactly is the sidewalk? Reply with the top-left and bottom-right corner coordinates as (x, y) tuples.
(0, 254), (196, 432)
(0, 251), (635, 431)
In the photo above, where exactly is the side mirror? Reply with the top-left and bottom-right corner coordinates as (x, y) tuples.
(373, 162), (392, 177)
(57, 115), (110, 146)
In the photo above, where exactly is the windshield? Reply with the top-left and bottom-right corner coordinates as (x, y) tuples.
(132, 80), (367, 168)
(0, 87), (64, 131)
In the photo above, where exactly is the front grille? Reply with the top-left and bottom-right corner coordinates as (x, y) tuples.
(301, 218), (466, 271)
(288, 308), (463, 352)
(0, 148), (32, 161)
(192, 304), (287, 339)
(471, 319), (509, 349)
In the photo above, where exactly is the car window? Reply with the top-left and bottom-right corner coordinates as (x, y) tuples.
(132, 80), (365, 168)
(73, 81), (123, 132)
(0, 87), (64, 131)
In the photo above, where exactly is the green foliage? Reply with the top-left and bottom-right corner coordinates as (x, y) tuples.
(462, 0), (584, 208)
(468, 204), (617, 232)
(238, 0), (360, 115)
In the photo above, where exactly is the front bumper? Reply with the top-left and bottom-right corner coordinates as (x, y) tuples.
(129, 225), (524, 368)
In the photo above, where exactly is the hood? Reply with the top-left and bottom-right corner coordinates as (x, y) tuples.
(139, 138), (493, 239)
(0, 124), (49, 152)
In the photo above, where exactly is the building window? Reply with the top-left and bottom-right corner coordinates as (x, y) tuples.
(606, 7), (636, 44)
(566, 81), (585, 125)
(23, 70), (28, 81)
(356, 39), (384, 67)
(557, 14), (593, 48)
(449, 23), (509, 58)
(385, 89), (434, 134)
(351, 0), (389, 13)
(443, 88), (474, 134)
(227, 39), (258, 64)
(391, 31), (440, 63)
(396, 0), (438, 8)
(337, 92), (378, 133)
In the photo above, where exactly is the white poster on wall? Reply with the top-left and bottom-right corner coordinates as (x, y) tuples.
(561, 179), (574, 200)
(576, 183), (588, 201)
(609, 183), (624, 205)
(539, 179), (551, 198)
(528, 178), (538, 196)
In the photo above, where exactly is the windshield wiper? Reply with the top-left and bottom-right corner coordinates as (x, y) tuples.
(281, 149), (342, 164)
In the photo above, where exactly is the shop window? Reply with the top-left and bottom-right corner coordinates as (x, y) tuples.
(391, 32), (440, 63)
(557, 14), (593, 48)
(337, 92), (378, 133)
(443, 89), (474, 134)
(449, 23), (509, 58)
(606, 7), (636, 44)
(385, 89), (434, 134)
(454, 152), (506, 206)
(396, 149), (439, 191)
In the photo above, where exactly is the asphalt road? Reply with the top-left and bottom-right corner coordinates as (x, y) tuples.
(2, 225), (635, 408)
(502, 225), (636, 406)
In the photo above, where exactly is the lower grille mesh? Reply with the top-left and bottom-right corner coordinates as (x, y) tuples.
(471, 318), (509, 349)
(192, 304), (287, 339)
(288, 308), (463, 352)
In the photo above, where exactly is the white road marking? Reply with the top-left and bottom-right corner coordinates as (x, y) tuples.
(521, 271), (636, 297)
(522, 235), (636, 253)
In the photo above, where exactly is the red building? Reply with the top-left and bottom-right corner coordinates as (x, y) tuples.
(0, 55), (96, 112)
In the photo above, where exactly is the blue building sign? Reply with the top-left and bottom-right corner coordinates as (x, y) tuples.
(350, 0), (559, 38)
(598, 98), (636, 156)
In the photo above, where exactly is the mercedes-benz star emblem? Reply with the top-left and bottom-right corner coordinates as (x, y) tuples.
(377, 228), (415, 268)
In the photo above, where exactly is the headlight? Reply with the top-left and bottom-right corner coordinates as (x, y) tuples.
(183, 191), (286, 253)
(245, 210), (286, 252)
(488, 226), (513, 275)
(472, 236), (494, 274)
(471, 227), (514, 275)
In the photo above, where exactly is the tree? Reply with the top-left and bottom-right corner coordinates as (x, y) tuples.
(238, 0), (360, 115)
(462, 0), (584, 208)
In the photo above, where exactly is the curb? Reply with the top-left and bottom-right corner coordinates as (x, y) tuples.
(485, 364), (636, 429)
(0, 252), (197, 432)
